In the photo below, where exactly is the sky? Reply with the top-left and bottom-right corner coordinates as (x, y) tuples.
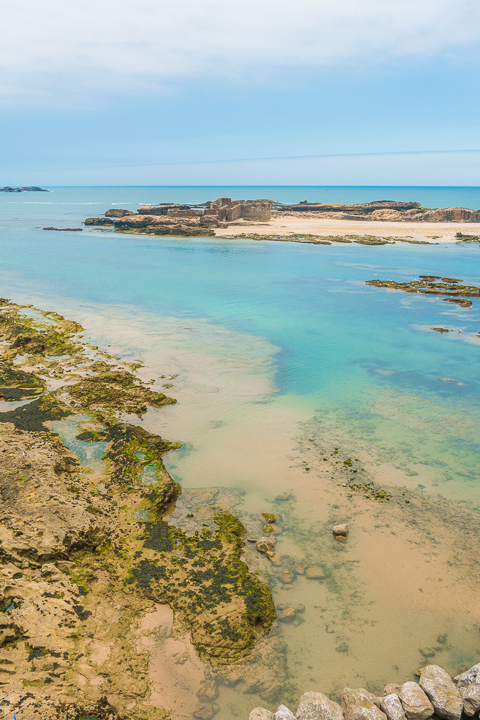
(1, 0), (480, 186)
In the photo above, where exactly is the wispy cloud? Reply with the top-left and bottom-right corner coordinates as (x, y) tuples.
(2, 0), (480, 106)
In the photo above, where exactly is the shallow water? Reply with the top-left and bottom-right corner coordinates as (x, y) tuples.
(1, 187), (480, 718)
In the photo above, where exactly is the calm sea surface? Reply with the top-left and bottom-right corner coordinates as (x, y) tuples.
(1, 187), (480, 718)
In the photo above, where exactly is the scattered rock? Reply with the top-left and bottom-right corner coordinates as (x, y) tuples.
(342, 688), (386, 720)
(277, 607), (296, 623)
(333, 523), (349, 537)
(261, 512), (279, 523)
(305, 566), (325, 579)
(432, 328), (450, 333)
(274, 705), (296, 719)
(295, 565), (306, 575)
(43, 227), (83, 231)
(454, 663), (480, 716)
(266, 551), (282, 565)
(194, 704), (216, 720)
(418, 665), (462, 720)
(381, 694), (406, 720)
(256, 536), (276, 553)
(249, 709), (274, 720)
(279, 570), (295, 584)
(395, 682), (433, 720)
(296, 691), (344, 720)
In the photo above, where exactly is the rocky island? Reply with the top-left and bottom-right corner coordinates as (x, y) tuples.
(82, 198), (480, 244)
(0, 186), (48, 192)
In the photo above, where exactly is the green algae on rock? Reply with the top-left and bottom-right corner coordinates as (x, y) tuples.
(365, 276), (480, 308)
(0, 296), (276, 718)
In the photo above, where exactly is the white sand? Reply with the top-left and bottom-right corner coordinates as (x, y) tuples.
(214, 214), (480, 243)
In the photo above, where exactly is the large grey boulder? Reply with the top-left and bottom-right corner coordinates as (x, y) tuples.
(249, 709), (274, 720)
(381, 694), (406, 720)
(274, 706), (296, 720)
(418, 665), (462, 720)
(342, 688), (386, 720)
(455, 663), (480, 716)
(297, 691), (344, 720)
(395, 682), (433, 720)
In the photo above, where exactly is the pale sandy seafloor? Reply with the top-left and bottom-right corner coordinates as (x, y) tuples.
(9, 286), (479, 720)
(214, 215), (480, 243)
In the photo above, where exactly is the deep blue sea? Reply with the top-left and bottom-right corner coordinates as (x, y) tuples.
(1, 187), (480, 717)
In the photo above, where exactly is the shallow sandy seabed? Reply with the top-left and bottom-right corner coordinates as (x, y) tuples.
(215, 215), (480, 243)
(3, 296), (480, 720)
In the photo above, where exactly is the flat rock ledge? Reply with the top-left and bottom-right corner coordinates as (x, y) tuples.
(249, 662), (478, 720)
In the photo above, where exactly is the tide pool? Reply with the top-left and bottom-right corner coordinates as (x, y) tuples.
(1, 187), (480, 718)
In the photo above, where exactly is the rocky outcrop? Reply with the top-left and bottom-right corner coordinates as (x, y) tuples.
(342, 688), (385, 720)
(275, 200), (480, 223)
(454, 664), (480, 716)
(296, 691), (344, 720)
(381, 694), (406, 720)
(104, 208), (134, 217)
(0, 186), (48, 192)
(388, 682), (433, 720)
(418, 665), (462, 720)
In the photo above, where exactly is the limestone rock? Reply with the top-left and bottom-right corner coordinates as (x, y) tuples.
(249, 709), (274, 720)
(455, 663), (480, 716)
(277, 607), (296, 622)
(342, 689), (385, 720)
(266, 551), (282, 565)
(395, 682), (433, 720)
(333, 524), (349, 537)
(84, 216), (114, 225)
(418, 665), (462, 720)
(104, 208), (134, 217)
(381, 694), (406, 720)
(274, 705), (296, 720)
(256, 536), (276, 553)
(297, 690), (344, 720)
(279, 570), (295, 583)
(305, 566), (325, 579)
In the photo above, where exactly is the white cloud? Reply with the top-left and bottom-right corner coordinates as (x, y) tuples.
(1, 0), (480, 105)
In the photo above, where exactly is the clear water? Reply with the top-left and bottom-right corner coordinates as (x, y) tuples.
(1, 187), (480, 718)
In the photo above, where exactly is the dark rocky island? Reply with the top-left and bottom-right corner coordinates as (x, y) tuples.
(1, 186), (48, 192)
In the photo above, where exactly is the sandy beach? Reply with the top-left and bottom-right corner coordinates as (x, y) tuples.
(215, 214), (480, 243)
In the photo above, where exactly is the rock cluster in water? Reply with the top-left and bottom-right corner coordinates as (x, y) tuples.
(0, 186), (48, 192)
(275, 200), (480, 223)
(366, 276), (480, 308)
(85, 197), (272, 236)
(249, 663), (480, 720)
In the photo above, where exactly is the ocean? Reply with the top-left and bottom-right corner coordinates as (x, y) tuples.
(1, 186), (480, 718)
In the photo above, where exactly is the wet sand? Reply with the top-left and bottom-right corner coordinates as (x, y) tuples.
(215, 215), (480, 243)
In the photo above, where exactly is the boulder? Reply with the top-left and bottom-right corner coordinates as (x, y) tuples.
(249, 709), (274, 720)
(418, 665), (462, 720)
(266, 551), (282, 565)
(274, 706), (296, 720)
(333, 524), (349, 537)
(296, 691), (344, 720)
(381, 694), (406, 720)
(395, 682), (433, 720)
(256, 536), (276, 553)
(104, 208), (134, 217)
(455, 663), (480, 716)
(342, 688), (385, 720)
(279, 570), (295, 583)
(277, 607), (296, 623)
(84, 217), (114, 225)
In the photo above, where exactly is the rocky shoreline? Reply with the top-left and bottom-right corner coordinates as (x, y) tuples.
(0, 297), (275, 719)
(249, 662), (480, 720)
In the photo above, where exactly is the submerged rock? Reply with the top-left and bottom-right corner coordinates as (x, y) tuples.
(381, 694), (406, 720)
(305, 566), (325, 579)
(395, 682), (433, 720)
(333, 523), (349, 537)
(277, 607), (296, 622)
(418, 665), (462, 720)
(454, 663), (480, 716)
(296, 691), (344, 720)
(257, 536), (276, 553)
(342, 688), (385, 720)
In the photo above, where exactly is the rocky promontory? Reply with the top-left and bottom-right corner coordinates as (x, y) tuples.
(250, 662), (480, 720)
(274, 200), (480, 223)
(0, 297), (275, 719)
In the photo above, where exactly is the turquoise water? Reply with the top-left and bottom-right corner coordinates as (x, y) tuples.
(2, 187), (480, 716)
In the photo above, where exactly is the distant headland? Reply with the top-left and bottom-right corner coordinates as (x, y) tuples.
(0, 186), (48, 192)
